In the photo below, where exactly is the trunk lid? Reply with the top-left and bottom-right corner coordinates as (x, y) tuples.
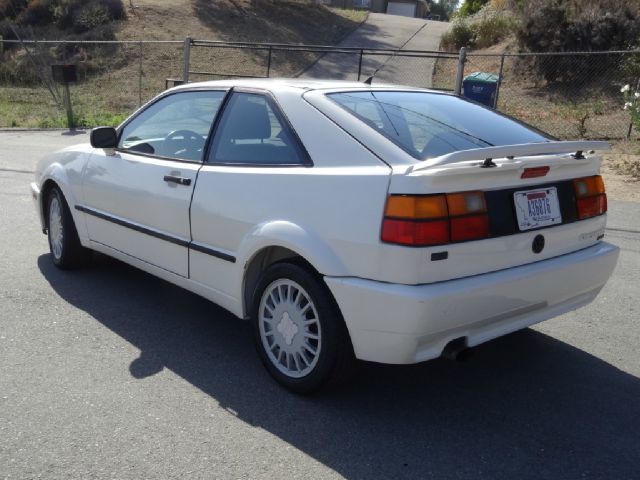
(377, 145), (610, 285)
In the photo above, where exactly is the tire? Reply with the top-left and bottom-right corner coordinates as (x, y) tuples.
(46, 187), (90, 269)
(251, 262), (356, 394)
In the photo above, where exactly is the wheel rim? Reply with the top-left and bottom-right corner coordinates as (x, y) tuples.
(258, 279), (322, 378)
(48, 196), (63, 260)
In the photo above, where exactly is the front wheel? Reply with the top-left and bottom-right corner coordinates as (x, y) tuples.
(46, 187), (90, 269)
(252, 262), (355, 394)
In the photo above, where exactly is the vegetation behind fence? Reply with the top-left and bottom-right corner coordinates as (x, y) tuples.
(0, 38), (638, 141)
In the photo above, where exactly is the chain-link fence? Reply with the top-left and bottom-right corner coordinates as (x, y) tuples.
(0, 39), (183, 128)
(1, 37), (639, 141)
(458, 50), (640, 140)
(186, 39), (456, 88)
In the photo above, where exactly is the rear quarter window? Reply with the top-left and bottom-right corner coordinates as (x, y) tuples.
(328, 91), (550, 159)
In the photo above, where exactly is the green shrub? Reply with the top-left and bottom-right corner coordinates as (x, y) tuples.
(441, 18), (475, 50)
(3, 0), (125, 30)
(0, 0), (27, 18)
(73, 2), (112, 32)
(0, 0), (125, 85)
(441, 8), (515, 50)
(516, 0), (640, 84)
(458, 0), (489, 17)
(474, 12), (514, 48)
(17, 0), (55, 26)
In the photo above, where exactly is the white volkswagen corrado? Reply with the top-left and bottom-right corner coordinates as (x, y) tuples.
(31, 79), (619, 392)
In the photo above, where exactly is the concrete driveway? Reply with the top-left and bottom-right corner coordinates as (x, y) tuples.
(301, 13), (450, 87)
(1, 131), (639, 479)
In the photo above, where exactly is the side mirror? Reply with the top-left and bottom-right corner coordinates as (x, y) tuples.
(90, 127), (118, 149)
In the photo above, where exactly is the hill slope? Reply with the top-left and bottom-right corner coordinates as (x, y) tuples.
(0, 0), (366, 127)
(120, 0), (366, 44)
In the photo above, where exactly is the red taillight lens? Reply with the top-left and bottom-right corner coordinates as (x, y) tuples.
(381, 219), (449, 246)
(573, 175), (607, 220)
(577, 194), (607, 219)
(382, 191), (490, 247)
(450, 214), (489, 242)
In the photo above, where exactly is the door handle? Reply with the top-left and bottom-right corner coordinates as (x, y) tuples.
(163, 175), (191, 186)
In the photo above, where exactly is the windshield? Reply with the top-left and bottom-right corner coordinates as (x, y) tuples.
(328, 91), (550, 159)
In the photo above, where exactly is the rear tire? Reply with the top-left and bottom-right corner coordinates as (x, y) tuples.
(251, 262), (356, 394)
(46, 187), (90, 269)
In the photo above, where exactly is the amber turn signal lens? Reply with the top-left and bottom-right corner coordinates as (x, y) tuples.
(573, 175), (605, 198)
(446, 191), (487, 217)
(385, 195), (448, 219)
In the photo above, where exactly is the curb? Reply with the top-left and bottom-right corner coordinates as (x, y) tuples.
(0, 128), (88, 132)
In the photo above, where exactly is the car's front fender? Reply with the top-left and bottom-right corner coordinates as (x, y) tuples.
(36, 146), (93, 242)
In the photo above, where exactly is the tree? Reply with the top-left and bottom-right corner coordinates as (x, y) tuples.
(427, 0), (457, 20)
(458, 0), (489, 17)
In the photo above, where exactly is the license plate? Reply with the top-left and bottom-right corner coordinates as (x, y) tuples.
(514, 187), (562, 231)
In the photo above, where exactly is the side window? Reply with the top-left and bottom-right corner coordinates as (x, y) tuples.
(118, 90), (226, 161)
(208, 92), (307, 165)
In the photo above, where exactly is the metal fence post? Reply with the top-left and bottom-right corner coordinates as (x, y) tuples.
(183, 37), (192, 83)
(357, 49), (364, 81)
(138, 41), (143, 106)
(454, 47), (466, 96)
(627, 77), (640, 138)
(493, 53), (506, 109)
(266, 45), (273, 78)
(62, 82), (74, 130)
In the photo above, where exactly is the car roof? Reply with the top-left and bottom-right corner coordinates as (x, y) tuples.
(170, 77), (445, 94)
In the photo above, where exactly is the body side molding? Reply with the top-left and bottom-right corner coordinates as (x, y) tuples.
(75, 205), (236, 263)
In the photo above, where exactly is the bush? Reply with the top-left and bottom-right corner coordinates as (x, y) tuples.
(516, 0), (640, 84)
(0, 0), (27, 18)
(4, 0), (125, 30)
(17, 0), (55, 26)
(441, 8), (515, 50)
(73, 1), (113, 32)
(441, 18), (475, 50)
(458, 0), (489, 17)
(473, 12), (514, 48)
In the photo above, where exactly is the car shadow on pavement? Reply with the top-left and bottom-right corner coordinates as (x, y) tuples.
(38, 253), (640, 479)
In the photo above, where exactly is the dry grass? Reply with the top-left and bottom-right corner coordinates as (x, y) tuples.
(434, 37), (638, 141)
(0, 0), (367, 128)
(601, 141), (640, 202)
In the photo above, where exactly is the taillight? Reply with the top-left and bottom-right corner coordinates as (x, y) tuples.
(381, 218), (449, 246)
(573, 175), (607, 219)
(445, 191), (489, 242)
(381, 191), (490, 247)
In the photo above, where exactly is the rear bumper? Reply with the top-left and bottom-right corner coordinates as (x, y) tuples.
(325, 242), (619, 364)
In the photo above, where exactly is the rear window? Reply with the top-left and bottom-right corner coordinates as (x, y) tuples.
(328, 91), (549, 159)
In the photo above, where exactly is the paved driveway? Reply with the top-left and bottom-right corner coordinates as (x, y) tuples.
(301, 13), (450, 87)
(1, 131), (639, 479)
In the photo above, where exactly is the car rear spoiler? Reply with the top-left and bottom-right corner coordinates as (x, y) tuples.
(408, 141), (611, 173)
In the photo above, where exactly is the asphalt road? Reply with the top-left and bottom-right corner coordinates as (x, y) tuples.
(1, 131), (639, 479)
(301, 14), (450, 87)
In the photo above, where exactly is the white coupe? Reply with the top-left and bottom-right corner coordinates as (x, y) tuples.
(31, 79), (619, 392)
